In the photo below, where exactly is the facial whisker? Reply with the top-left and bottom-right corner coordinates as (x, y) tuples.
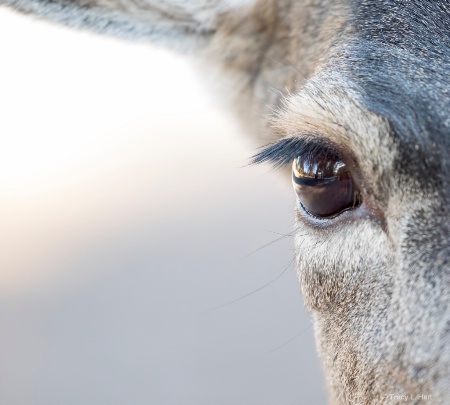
(202, 256), (296, 314)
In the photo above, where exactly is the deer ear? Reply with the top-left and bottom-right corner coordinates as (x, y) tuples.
(0, 0), (257, 51)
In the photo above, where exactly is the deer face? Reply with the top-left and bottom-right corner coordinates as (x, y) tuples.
(253, 11), (450, 400)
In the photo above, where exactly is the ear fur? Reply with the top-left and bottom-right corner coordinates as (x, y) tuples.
(0, 0), (258, 51)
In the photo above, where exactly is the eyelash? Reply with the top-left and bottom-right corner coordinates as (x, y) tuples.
(250, 137), (341, 169)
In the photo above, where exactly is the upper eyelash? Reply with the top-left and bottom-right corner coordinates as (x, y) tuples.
(249, 137), (339, 168)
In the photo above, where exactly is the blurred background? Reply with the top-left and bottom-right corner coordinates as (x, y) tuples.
(0, 9), (326, 405)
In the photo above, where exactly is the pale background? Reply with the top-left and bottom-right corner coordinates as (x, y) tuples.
(0, 9), (326, 405)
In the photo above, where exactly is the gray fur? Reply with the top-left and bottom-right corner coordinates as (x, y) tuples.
(1, 0), (449, 403)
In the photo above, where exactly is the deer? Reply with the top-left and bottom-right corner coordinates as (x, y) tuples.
(1, 1), (449, 404)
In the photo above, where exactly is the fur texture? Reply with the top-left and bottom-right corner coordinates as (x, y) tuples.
(1, 0), (449, 403)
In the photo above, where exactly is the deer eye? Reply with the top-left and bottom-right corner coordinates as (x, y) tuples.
(292, 151), (361, 218)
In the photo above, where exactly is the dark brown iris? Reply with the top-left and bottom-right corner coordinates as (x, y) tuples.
(292, 152), (361, 218)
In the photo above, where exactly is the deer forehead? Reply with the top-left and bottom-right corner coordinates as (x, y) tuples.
(274, 76), (393, 170)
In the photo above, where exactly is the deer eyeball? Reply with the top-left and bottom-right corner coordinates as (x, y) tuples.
(292, 152), (361, 218)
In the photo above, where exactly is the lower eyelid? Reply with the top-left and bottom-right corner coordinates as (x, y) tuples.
(296, 199), (355, 222)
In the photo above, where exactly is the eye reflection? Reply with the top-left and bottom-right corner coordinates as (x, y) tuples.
(292, 152), (361, 218)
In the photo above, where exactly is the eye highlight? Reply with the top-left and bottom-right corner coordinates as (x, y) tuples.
(292, 150), (361, 218)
